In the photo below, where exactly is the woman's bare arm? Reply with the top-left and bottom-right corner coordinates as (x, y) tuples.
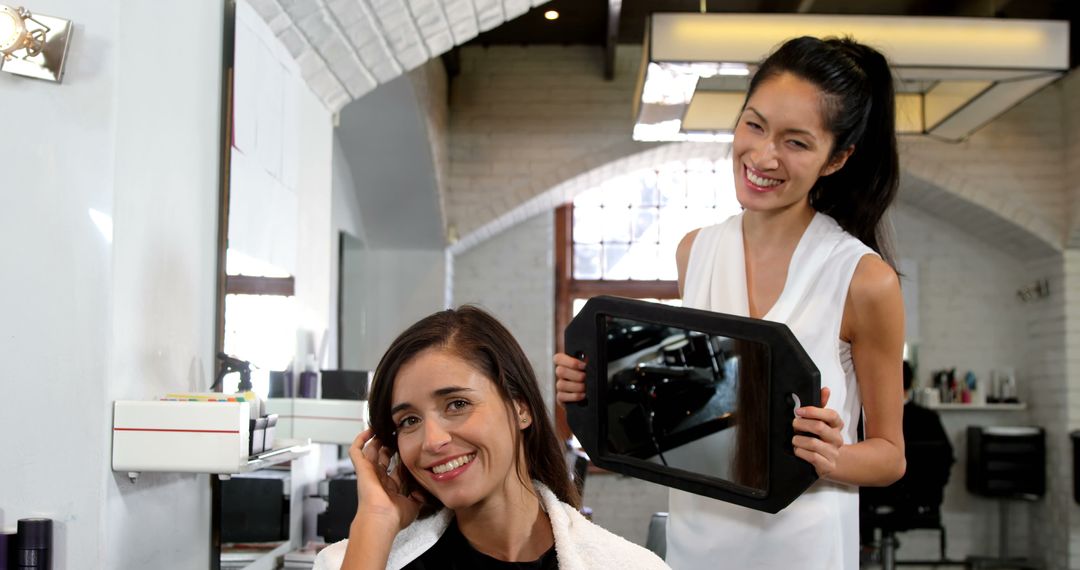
(675, 229), (701, 297)
(795, 255), (906, 486)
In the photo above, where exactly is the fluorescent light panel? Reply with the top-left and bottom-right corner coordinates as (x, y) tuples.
(635, 13), (1069, 142)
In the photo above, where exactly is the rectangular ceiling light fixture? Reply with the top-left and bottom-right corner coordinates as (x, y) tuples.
(633, 14), (1069, 142)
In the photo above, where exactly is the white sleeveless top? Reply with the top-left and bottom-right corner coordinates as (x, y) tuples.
(666, 212), (875, 570)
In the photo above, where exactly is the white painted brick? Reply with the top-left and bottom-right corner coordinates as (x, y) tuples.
(343, 16), (380, 46)
(502, 0), (529, 20)
(278, 0), (321, 20)
(250, 0), (545, 111)
(452, 212), (555, 413)
(326, 0), (363, 27)
(355, 41), (402, 82)
(275, 26), (309, 58)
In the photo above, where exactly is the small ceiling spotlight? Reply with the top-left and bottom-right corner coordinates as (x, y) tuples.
(544, 10), (559, 21)
(0, 4), (72, 83)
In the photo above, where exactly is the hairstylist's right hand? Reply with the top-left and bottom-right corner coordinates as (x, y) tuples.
(554, 352), (587, 403)
(349, 428), (423, 531)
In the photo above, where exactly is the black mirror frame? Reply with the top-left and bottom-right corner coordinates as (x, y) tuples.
(564, 296), (821, 514)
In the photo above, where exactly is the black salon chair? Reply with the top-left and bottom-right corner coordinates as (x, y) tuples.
(861, 439), (958, 569)
(965, 426), (1045, 570)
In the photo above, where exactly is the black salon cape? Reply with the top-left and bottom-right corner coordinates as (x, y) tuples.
(404, 519), (557, 570)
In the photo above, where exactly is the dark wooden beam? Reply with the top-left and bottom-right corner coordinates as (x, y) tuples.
(554, 205), (573, 440)
(604, 0), (622, 80)
(225, 275), (296, 296)
(569, 279), (680, 299)
(757, 0), (809, 13)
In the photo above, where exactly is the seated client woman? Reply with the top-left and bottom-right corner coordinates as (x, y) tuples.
(314, 306), (668, 570)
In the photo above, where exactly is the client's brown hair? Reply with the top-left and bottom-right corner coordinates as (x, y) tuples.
(367, 305), (581, 510)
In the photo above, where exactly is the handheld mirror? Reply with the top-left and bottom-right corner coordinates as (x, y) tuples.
(564, 296), (821, 513)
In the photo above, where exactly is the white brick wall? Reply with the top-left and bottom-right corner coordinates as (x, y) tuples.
(893, 205), (1031, 386)
(1060, 73), (1080, 570)
(451, 212), (556, 415)
(1064, 250), (1080, 569)
(1062, 74), (1080, 247)
(900, 86), (1067, 250)
(892, 203), (1037, 560)
(408, 59), (451, 238)
(449, 45), (649, 237)
(1024, 252), (1068, 568)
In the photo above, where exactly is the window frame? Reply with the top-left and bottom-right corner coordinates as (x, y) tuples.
(553, 204), (680, 439)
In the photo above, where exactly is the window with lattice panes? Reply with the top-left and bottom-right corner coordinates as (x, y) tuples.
(554, 159), (743, 438)
(570, 159), (741, 283)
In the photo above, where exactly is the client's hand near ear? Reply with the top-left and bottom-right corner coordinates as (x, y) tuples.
(351, 428), (423, 529)
(792, 387), (845, 480)
(341, 429), (424, 570)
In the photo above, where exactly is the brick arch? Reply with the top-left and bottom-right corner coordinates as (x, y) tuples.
(246, 0), (552, 112)
(899, 155), (1060, 258)
(450, 141), (729, 253)
(453, 141), (1060, 260)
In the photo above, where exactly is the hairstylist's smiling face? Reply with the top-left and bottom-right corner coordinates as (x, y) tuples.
(732, 72), (848, 214)
(390, 348), (527, 512)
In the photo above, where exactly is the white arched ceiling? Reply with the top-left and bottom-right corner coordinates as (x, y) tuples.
(245, 0), (551, 112)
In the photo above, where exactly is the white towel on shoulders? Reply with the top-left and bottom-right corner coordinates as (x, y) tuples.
(314, 482), (670, 570)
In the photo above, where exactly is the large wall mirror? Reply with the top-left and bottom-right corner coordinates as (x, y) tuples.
(565, 296), (821, 513)
(213, 0), (450, 567)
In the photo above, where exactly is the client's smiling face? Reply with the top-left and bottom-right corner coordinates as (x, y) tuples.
(390, 348), (528, 511)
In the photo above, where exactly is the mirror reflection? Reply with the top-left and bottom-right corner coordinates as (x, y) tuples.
(603, 316), (770, 491)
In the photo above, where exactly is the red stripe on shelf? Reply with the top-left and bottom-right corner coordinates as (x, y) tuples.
(113, 428), (241, 434)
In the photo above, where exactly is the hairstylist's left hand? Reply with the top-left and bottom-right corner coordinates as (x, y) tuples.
(792, 387), (845, 480)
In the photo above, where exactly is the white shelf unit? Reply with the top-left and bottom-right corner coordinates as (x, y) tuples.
(227, 442), (312, 479)
(221, 455), (315, 570)
(265, 398), (368, 445)
(111, 400), (312, 481)
(111, 399), (319, 569)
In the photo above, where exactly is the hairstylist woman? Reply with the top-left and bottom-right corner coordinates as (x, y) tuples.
(555, 36), (907, 569)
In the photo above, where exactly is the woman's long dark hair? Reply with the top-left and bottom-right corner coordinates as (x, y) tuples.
(747, 36), (900, 267)
(367, 305), (581, 511)
(732, 338), (768, 490)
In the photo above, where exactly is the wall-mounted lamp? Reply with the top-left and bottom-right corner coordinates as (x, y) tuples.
(0, 5), (71, 83)
(1016, 279), (1050, 303)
